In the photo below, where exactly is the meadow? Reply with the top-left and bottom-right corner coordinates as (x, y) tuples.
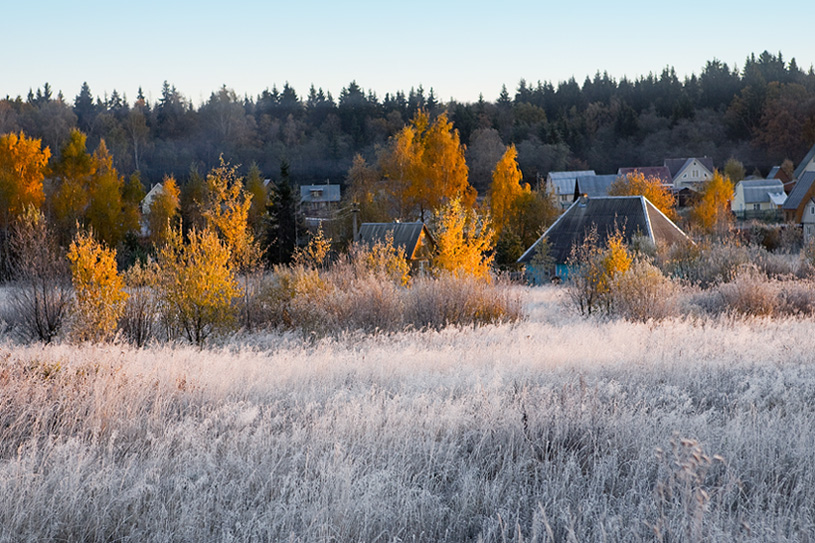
(1, 286), (814, 542)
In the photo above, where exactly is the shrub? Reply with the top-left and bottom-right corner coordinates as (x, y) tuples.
(5, 208), (71, 342)
(121, 259), (160, 346)
(567, 227), (631, 316)
(431, 198), (494, 281)
(714, 266), (778, 317)
(611, 259), (678, 322)
(157, 227), (242, 345)
(66, 230), (128, 342)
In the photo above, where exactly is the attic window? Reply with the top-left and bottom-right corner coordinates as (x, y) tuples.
(811, 206), (814, 215)
(310, 189), (323, 197)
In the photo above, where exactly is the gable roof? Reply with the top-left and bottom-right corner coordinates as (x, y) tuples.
(300, 184), (341, 203)
(767, 166), (781, 179)
(357, 222), (435, 260)
(664, 157), (714, 178)
(794, 143), (815, 180)
(783, 171), (815, 211)
(518, 196), (689, 265)
(738, 178), (787, 205)
(547, 170), (596, 195)
(617, 166), (673, 185)
(575, 174), (619, 198)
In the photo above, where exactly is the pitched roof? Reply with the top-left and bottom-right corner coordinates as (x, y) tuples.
(357, 222), (435, 260)
(767, 166), (781, 179)
(617, 166), (673, 185)
(547, 170), (596, 195)
(738, 179), (787, 205)
(300, 184), (341, 203)
(783, 171), (815, 211)
(664, 157), (714, 178)
(575, 174), (619, 198)
(518, 196), (689, 265)
(794, 143), (815, 180)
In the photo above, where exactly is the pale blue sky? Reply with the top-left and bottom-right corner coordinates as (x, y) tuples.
(4, 0), (814, 106)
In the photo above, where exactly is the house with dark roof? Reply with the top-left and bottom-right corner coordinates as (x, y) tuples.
(545, 170), (596, 209)
(357, 222), (436, 272)
(574, 174), (619, 199)
(793, 143), (815, 181)
(518, 195), (689, 283)
(782, 171), (815, 223)
(664, 157), (715, 190)
(731, 179), (786, 220)
(617, 166), (673, 186)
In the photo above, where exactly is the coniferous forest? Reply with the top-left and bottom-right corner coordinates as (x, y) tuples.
(2, 51), (814, 192)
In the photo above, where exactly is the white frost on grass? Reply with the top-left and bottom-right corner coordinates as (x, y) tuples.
(1, 285), (814, 542)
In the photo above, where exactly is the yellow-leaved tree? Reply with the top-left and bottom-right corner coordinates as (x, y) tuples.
(147, 175), (181, 247)
(0, 132), (50, 224)
(52, 129), (95, 243)
(608, 171), (677, 221)
(67, 230), (128, 342)
(86, 140), (126, 247)
(431, 198), (494, 281)
(488, 144), (530, 238)
(380, 110), (476, 221)
(0, 131), (51, 277)
(567, 227), (631, 316)
(689, 170), (734, 236)
(158, 226), (242, 345)
(200, 158), (261, 272)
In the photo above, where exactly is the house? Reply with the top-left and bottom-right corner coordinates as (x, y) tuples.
(664, 157), (715, 190)
(545, 170), (596, 209)
(782, 171), (815, 223)
(793, 143), (815, 181)
(574, 174), (619, 199)
(801, 199), (815, 243)
(357, 222), (436, 272)
(140, 183), (164, 216)
(139, 183), (165, 235)
(767, 166), (794, 193)
(731, 179), (787, 220)
(517, 195), (689, 283)
(617, 166), (673, 187)
(300, 183), (341, 229)
(300, 184), (341, 216)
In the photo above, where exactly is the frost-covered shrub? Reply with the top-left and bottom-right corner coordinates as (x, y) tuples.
(711, 266), (779, 317)
(611, 259), (678, 322)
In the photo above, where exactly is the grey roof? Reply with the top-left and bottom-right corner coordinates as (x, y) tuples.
(767, 166), (781, 179)
(518, 196), (689, 265)
(783, 171), (815, 211)
(300, 184), (341, 203)
(357, 222), (435, 260)
(664, 157), (714, 178)
(547, 170), (596, 195)
(617, 166), (673, 185)
(738, 179), (786, 205)
(794, 143), (815, 180)
(575, 174), (619, 198)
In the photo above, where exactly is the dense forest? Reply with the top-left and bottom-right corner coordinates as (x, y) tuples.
(1, 50), (814, 192)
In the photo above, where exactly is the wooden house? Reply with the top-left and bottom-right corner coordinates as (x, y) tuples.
(782, 172), (815, 223)
(517, 195), (689, 283)
(357, 222), (436, 272)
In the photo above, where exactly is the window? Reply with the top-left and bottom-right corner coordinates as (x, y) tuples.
(753, 203), (761, 211)
(810, 205), (814, 215)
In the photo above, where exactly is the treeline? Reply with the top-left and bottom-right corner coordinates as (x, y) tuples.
(2, 51), (814, 189)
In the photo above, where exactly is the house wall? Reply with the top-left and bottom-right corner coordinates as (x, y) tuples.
(802, 201), (815, 243)
(673, 160), (712, 190)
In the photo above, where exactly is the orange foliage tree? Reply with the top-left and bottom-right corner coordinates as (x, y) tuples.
(689, 171), (734, 236)
(488, 144), (530, 238)
(608, 171), (677, 221)
(0, 132), (50, 225)
(380, 110), (476, 221)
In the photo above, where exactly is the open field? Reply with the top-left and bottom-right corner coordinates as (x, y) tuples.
(1, 286), (815, 542)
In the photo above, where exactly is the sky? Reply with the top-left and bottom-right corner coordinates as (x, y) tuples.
(4, 0), (815, 106)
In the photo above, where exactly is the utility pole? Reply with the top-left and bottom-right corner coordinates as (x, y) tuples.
(352, 202), (360, 242)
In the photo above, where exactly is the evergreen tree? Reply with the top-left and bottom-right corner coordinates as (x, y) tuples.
(265, 160), (298, 265)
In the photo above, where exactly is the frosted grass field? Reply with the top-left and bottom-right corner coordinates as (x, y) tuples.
(2, 286), (815, 541)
